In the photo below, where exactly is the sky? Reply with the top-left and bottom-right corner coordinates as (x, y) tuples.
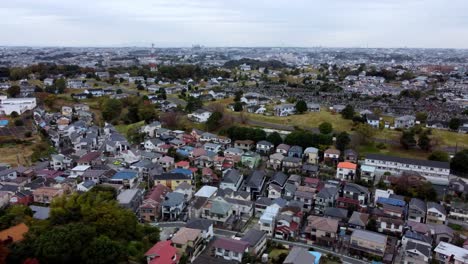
(1, 0), (467, 48)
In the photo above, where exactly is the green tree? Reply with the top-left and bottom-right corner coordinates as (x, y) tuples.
(295, 100), (307, 114)
(366, 218), (378, 232)
(319, 122), (333, 134)
(234, 91), (243, 102)
(418, 133), (431, 151)
(428, 150), (449, 162)
(451, 149), (468, 177)
(400, 130), (416, 149)
(138, 104), (156, 122)
(82, 235), (125, 264)
(102, 99), (122, 121)
(7, 85), (20, 97)
(415, 112), (428, 123)
(341, 105), (355, 119)
(55, 78), (66, 94)
(206, 111), (223, 131)
(449, 118), (461, 131)
(233, 102), (243, 112)
(266, 132), (283, 147)
(335, 132), (351, 151)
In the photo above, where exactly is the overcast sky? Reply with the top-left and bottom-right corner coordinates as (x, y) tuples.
(1, 0), (467, 48)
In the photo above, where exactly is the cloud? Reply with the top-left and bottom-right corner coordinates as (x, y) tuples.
(0, 0), (467, 48)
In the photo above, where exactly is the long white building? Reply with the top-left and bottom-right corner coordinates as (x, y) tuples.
(0, 96), (37, 115)
(363, 154), (450, 185)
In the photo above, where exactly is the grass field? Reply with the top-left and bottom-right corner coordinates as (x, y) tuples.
(231, 110), (354, 132)
(357, 143), (431, 159)
(0, 135), (41, 166)
(269, 249), (289, 261)
(115, 121), (145, 135)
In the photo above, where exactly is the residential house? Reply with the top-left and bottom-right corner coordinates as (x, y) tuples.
(158, 156), (175, 171)
(244, 170), (266, 200)
(274, 206), (303, 240)
(234, 140), (255, 151)
(434, 242), (468, 264)
(449, 202), (468, 222)
(50, 154), (73, 170)
(268, 153), (284, 170)
(360, 165), (376, 184)
(348, 212), (369, 230)
(294, 186), (314, 210)
(220, 169), (244, 191)
(240, 229), (267, 256)
(161, 192), (185, 221)
(154, 173), (191, 191)
(303, 216), (339, 247)
(282, 157), (302, 173)
(201, 197), (233, 226)
(76, 151), (102, 166)
(109, 170), (139, 188)
(402, 241), (432, 264)
(186, 218), (214, 241)
(189, 110), (212, 123)
(171, 227), (205, 262)
(304, 147), (319, 164)
(259, 204), (280, 235)
(268, 172), (288, 199)
(343, 149), (358, 163)
(336, 162), (357, 181)
(274, 104), (295, 116)
(288, 145), (303, 158)
(340, 183), (370, 209)
(117, 189), (143, 213)
(395, 115), (416, 129)
(283, 247), (317, 264)
(139, 184), (171, 222)
(426, 202), (447, 225)
(314, 187), (339, 214)
(366, 114), (380, 128)
(256, 140), (274, 155)
(307, 102), (320, 112)
(408, 198), (427, 223)
(144, 240), (178, 264)
(241, 151), (261, 169)
(324, 149), (340, 164)
(349, 230), (388, 258)
(276, 144), (290, 155)
(213, 237), (249, 262)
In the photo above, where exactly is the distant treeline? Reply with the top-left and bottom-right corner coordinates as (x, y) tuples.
(224, 58), (287, 69)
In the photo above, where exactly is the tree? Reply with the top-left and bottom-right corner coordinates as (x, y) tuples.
(451, 149), (468, 177)
(400, 130), (416, 149)
(10, 111), (19, 118)
(233, 102), (243, 112)
(319, 122), (333, 134)
(341, 105), (355, 119)
(295, 100), (307, 114)
(418, 133), (432, 151)
(354, 123), (375, 145)
(335, 132), (351, 151)
(138, 104), (156, 123)
(366, 218), (378, 232)
(234, 91), (243, 102)
(55, 78), (66, 94)
(266, 132), (283, 147)
(7, 85), (20, 97)
(206, 111), (223, 131)
(82, 235), (125, 264)
(415, 112), (428, 123)
(102, 99), (122, 121)
(449, 118), (461, 131)
(14, 119), (24, 126)
(428, 150), (449, 162)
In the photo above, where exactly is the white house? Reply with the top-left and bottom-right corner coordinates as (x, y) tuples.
(0, 96), (37, 115)
(189, 110), (212, 123)
(274, 104), (295, 117)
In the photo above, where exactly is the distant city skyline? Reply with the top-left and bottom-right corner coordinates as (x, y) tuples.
(1, 0), (468, 49)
